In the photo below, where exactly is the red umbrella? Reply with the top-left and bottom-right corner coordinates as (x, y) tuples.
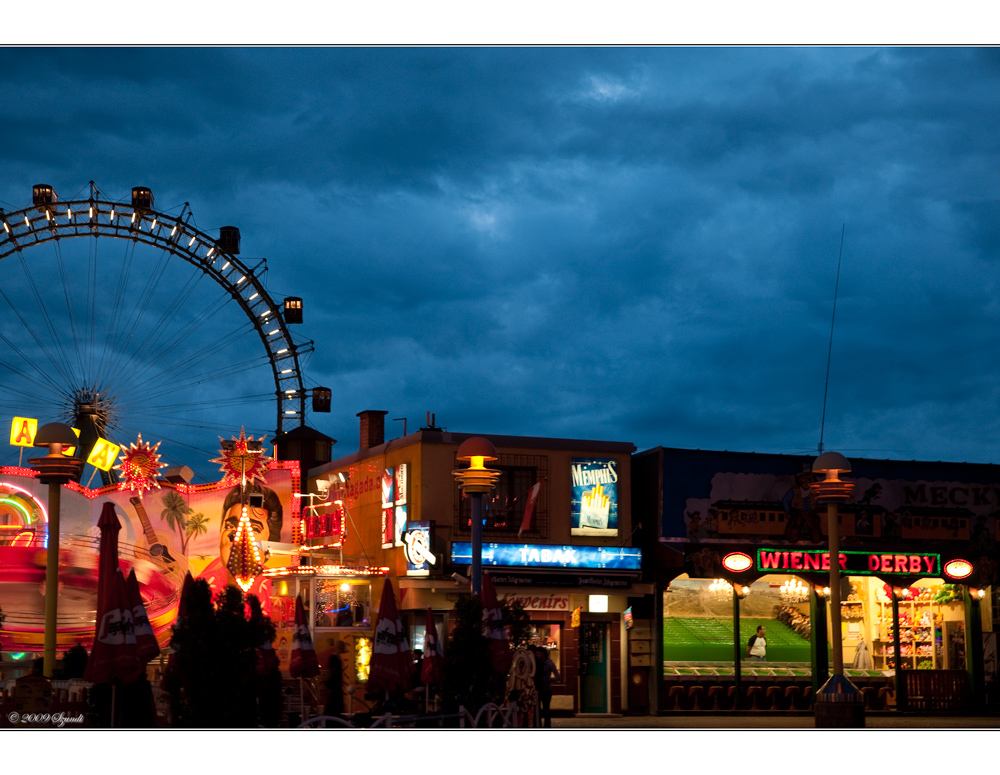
(127, 568), (161, 666)
(83, 502), (141, 685)
(481, 572), (511, 674)
(289, 594), (320, 679)
(420, 606), (444, 685)
(368, 577), (412, 693)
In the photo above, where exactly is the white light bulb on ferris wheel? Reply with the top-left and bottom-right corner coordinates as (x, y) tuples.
(66, 206), (72, 221)
(188, 235), (197, 247)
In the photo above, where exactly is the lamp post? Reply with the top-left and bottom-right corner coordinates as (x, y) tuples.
(810, 584), (831, 698)
(452, 437), (501, 597)
(810, 451), (864, 727)
(28, 423), (84, 678)
(731, 582), (750, 710)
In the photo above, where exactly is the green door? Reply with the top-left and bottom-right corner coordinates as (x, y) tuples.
(580, 622), (609, 713)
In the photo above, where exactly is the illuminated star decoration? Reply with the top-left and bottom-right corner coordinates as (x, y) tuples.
(115, 434), (168, 493)
(210, 427), (271, 487)
(227, 503), (264, 592)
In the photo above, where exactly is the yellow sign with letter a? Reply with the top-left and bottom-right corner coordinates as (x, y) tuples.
(87, 438), (121, 471)
(10, 417), (37, 447)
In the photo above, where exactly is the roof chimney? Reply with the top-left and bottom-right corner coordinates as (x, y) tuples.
(357, 410), (388, 450)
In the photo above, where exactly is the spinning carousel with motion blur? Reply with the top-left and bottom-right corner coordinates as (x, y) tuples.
(0, 182), (331, 666)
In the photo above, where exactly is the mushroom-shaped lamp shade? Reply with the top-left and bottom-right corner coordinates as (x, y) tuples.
(34, 422), (78, 448)
(456, 437), (498, 468)
(813, 451), (852, 476)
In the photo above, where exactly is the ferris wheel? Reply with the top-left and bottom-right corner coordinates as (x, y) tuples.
(0, 182), (330, 483)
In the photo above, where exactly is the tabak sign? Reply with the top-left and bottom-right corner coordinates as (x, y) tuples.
(756, 547), (941, 577)
(451, 541), (641, 571)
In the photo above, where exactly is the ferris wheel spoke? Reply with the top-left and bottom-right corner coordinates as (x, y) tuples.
(0, 318), (73, 398)
(0, 266), (74, 387)
(101, 242), (180, 380)
(121, 292), (252, 393)
(14, 250), (79, 385)
(51, 240), (88, 384)
(96, 237), (140, 385)
(129, 356), (272, 405)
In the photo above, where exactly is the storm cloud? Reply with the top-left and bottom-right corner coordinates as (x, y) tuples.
(1, 47), (998, 479)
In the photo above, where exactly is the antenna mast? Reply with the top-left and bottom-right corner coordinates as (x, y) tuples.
(818, 224), (846, 454)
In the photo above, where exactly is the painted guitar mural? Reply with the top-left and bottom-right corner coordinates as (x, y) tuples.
(130, 496), (178, 565)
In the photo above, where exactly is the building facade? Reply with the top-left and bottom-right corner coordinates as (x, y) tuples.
(633, 447), (1000, 713)
(303, 411), (651, 715)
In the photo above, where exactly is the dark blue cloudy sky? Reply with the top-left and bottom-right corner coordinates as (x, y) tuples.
(1, 45), (999, 479)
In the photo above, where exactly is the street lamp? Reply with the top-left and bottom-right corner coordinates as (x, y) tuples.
(731, 582), (750, 710)
(452, 437), (501, 597)
(28, 422), (84, 678)
(811, 450), (864, 727)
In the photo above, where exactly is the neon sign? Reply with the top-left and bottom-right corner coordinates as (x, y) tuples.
(722, 551), (753, 572)
(757, 548), (941, 576)
(451, 541), (641, 571)
(403, 521), (435, 576)
(943, 559), (973, 580)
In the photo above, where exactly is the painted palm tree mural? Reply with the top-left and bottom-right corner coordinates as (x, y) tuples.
(159, 490), (210, 556)
(160, 491), (191, 549)
(183, 511), (209, 553)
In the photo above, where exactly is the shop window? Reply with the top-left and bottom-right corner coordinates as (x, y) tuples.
(527, 623), (563, 673)
(314, 578), (373, 629)
(455, 453), (549, 539)
(409, 613), (445, 660)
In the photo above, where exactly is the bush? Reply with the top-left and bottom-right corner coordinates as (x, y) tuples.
(163, 580), (277, 728)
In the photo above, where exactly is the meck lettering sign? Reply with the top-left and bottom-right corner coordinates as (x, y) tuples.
(756, 548), (941, 577)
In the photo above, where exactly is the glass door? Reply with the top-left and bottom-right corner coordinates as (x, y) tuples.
(580, 622), (609, 713)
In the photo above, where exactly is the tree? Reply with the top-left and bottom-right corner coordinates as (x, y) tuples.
(500, 598), (532, 649)
(442, 595), (497, 714)
(163, 579), (276, 728)
(441, 596), (531, 716)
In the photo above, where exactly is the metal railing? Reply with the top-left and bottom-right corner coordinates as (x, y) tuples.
(298, 702), (519, 729)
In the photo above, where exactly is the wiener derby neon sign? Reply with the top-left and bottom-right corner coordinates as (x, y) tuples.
(757, 548), (941, 577)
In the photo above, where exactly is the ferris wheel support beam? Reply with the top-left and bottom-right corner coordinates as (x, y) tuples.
(0, 191), (308, 436)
